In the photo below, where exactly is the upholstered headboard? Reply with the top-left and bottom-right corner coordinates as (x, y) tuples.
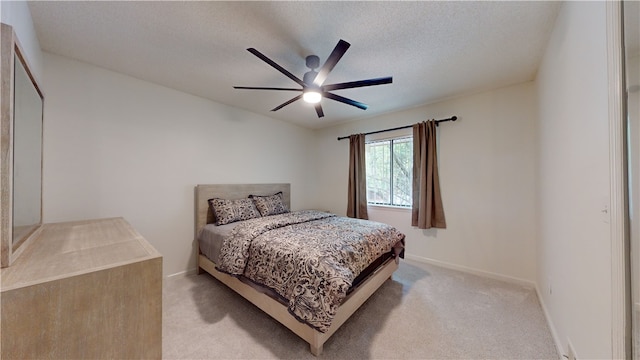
(194, 183), (291, 236)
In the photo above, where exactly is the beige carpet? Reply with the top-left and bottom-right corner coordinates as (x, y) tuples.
(163, 259), (558, 359)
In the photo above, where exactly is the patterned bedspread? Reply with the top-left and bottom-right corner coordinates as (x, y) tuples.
(216, 210), (405, 332)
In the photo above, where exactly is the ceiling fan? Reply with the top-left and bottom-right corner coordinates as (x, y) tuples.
(234, 39), (392, 118)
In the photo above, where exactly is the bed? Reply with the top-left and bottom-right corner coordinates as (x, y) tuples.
(195, 183), (404, 355)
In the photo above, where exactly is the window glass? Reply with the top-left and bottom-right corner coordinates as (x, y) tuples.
(365, 136), (412, 207)
(392, 137), (412, 206)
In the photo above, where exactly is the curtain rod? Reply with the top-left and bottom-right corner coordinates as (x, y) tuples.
(336, 116), (457, 141)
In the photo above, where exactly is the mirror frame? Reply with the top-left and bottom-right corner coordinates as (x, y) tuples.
(1, 23), (44, 267)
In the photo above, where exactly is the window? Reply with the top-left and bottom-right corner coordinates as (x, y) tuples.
(365, 136), (412, 207)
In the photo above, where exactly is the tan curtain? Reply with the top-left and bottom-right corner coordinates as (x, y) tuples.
(347, 134), (369, 219)
(412, 121), (446, 229)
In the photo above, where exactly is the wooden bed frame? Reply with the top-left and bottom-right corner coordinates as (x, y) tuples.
(195, 183), (399, 356)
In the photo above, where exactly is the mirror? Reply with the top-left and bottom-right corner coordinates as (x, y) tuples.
(12, 51), (43, 245)
(1, 23), (44, 267)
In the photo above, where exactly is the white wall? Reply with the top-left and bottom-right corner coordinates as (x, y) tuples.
(1, 0), (43, 84)
(313, 82), (538, 284)
(42, 53), (318, 276)
(536, 2), (611, 358)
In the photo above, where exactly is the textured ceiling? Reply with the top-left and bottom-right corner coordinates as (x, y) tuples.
(28, 1), (561, 129)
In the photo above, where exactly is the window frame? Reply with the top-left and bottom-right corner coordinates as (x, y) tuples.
(365, 131), (413, 209)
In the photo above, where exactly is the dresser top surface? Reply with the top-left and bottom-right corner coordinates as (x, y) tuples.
(1, 217), (161, 291)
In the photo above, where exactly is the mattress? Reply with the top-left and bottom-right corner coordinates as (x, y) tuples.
(199, 220), (397, 293)
(198, 222), (236, 265)
(198, 213), (404, 278)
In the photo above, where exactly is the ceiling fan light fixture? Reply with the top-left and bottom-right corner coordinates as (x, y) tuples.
(303, 90), (321, 104)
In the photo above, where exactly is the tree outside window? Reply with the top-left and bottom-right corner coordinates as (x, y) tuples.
(365, 137), (412, 207)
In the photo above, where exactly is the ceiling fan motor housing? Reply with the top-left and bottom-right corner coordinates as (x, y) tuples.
(304, 55), (320, 85)
(303, 70), (319, 85)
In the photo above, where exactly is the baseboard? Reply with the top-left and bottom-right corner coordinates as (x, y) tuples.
(535, 285), (564, 359)
(404, 254), (536, 289)
(165, 267), (198, 279)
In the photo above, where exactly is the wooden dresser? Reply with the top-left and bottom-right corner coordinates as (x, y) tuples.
(0, 217), (162, 359)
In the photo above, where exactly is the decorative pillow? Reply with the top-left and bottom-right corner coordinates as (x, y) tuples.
(249, 192), (289, 217)
(208, 198), (261, 225)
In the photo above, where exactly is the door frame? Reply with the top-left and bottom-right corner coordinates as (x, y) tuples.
(607, 1), (630, 358)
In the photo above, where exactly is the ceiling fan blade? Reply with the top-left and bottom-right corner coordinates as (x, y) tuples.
(313, 39), (350, 87)
(271, 94), (303, 112)
(247, 48), (305, 87)
(314, 103), (324, 118)
(323, 92), (368, 110)
(323, 77), (393, 91)
(234, 86), (302, 91)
